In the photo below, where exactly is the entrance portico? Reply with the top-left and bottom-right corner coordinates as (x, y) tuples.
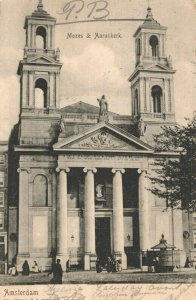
(53, 122), (154, 270)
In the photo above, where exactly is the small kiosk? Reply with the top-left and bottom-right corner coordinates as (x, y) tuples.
(147, 234), (179, 272)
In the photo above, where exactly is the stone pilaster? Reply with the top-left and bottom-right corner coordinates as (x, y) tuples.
(29, 72), (34, 107)
(55, 72), (60, 108)
(138, 169), (151, 266)
(112, 168), (127, 269)
(22, 71), (28, 107)
(83, 167), (97, 270)
(49, 72), (54, 107)
(17, 168), (31, 258)
(56, 167), (70, 270)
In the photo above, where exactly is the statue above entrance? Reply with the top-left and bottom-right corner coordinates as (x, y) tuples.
(97, 95), (109, 122)
(96, 184), (104, 198)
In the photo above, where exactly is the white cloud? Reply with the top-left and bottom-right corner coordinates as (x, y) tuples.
(174, 60), (196, 123)
(0, 76), (20, 140)
(0, 46), (22, 77)
(60, 43), (131, 114)
(0, 46), (22, 139)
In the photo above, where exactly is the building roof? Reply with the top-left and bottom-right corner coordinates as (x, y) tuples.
(134, 7), (167, 37)
(61, 101), (119, 116)
(26, 0), (55, 21)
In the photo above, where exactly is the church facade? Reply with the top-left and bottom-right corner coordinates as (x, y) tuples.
(8, 2), (187, 271)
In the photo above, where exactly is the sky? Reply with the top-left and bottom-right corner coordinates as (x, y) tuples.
(0, 0), (196, 140)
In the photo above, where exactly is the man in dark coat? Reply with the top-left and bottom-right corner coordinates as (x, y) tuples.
(22, 260), (30, 275)
(53, 259), (63, 284)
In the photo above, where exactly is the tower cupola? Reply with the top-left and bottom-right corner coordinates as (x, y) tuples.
(129, 7), (176, 123)
(17, 0), (62, 145)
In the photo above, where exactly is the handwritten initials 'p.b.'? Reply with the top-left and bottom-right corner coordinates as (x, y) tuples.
(57, 0), (110, 21)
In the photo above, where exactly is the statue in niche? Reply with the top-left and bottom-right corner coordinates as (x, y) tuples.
(97, 95), (108, 117)
(96, 184), (104, 198)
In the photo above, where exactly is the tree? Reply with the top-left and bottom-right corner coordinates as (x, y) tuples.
(148, 116), (196, 211)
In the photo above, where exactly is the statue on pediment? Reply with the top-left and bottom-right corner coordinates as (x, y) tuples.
(97, 95), (108, 118)
(59, 115), (65, 133)
(138, 117), (146, 136)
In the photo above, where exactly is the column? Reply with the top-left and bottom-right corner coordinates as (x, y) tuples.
(27, 24), (31, 47)
(140, 77), (144, 112)
(17, 168), (30, 261)
(83, 167), (97, 270)
(165, 79), (169, 113)
(55, 72), (60, 108)
(112, 168), (127, 269)
(29, 72), (34, 107)
(22, 71), (28, 107)
(138, 169), (151, 267)
(145, 78), (150, 113)
(56, 167), (70, 270)
(162, 79), (166, 113)
(49, 73), (54, 107)
(52, 26), (55, 49)
(170, 79), (174, 113)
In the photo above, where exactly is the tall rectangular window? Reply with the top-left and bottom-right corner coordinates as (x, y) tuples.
(193, 213), (196, 224)
(0, 213), (4, 230)
(0, 155), (4, 164)
(0, 193), (4, 207)
(0, 173), (4, 187)
(193, 230), (196, 249)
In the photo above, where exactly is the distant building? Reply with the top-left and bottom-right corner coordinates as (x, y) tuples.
(0, 142), (8, 274)
(7, 1), (193, 272)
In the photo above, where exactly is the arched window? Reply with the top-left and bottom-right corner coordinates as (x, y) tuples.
(151, 85), (162, 113)
(33, 175), (48, 207)
(36, 26), (46, 49)
(134, 89), (139, 116)
(137, 39), (141, 55)
(149, 35), (159, 57)
(35, 78), (47, 108)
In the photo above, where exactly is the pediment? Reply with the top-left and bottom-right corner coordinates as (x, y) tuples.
(146, 64), (171, 71)
(28, 55), (57, 64)
(54, 123), (153, 152)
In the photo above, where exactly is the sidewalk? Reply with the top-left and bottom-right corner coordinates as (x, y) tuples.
(0, 268), (196, 285)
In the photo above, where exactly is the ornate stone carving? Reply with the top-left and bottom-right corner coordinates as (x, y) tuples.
(83, 167), (97, 174)
(17, 168), (31, 174)
(56, 167), (70, 173)
(79, 131), (121, 149)
(112, 168), (125, 174)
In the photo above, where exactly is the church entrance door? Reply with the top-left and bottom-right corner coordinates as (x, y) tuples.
(95, 217), (111, 266)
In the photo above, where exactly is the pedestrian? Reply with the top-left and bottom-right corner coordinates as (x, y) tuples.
(11, 263), (18, 276)
(66, 259), (70, 272)
(184, 257), (190, 268)
(48, 258), (56, 279)
(53, 259), (63, 284)
(32, 261), (41, 273)
(22, 260), (30, 275)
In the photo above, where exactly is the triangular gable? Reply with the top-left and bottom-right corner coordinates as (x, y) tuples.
(27, 55), (57, 64)
(146, 63), (172, 72)
(54, 122), (153, 152)
(61, 101), (119, 116)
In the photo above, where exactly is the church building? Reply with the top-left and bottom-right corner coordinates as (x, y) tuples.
(8, 2), (187, 271)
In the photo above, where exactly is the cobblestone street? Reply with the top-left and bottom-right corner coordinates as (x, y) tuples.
(0, 269), (196, 285)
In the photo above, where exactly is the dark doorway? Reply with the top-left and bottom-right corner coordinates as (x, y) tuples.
(95, 217), (111, 266)
(0, 244), (5, 274)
